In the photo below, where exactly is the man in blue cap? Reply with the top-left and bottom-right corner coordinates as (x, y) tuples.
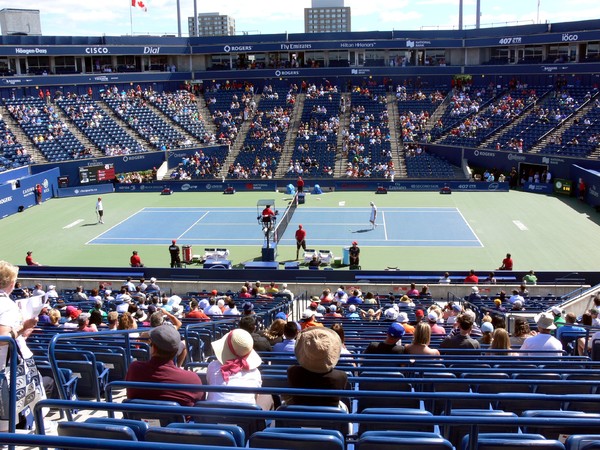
(363, 323), (405, 354)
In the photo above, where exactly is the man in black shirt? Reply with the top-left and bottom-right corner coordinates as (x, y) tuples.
(363, 323), (405, 354)
(169, 239), (181, 268)
(440, 313), (480, 350)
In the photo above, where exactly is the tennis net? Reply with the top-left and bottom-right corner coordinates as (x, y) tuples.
(274, 192), (299, 244)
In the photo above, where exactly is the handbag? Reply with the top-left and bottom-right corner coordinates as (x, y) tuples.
(0, 345), (44, 421)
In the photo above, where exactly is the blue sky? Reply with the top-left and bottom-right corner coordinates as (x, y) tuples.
(4, 0), (600, 37)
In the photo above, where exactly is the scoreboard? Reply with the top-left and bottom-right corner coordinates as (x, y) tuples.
(79, 163), (115, 184)
(553, 178), (572, 195)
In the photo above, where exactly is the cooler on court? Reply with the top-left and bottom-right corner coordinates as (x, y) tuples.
(298, 193), (305, 204)
(182, 245), (192, 263)
(342, 247), (350, 265)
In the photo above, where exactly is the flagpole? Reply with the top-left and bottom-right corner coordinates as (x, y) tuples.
(129, 1), (133, 36)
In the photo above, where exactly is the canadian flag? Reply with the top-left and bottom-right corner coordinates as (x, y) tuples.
(131, 0), (147, 11)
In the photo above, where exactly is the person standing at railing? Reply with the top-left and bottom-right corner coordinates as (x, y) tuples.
(0, 260), (50, 432)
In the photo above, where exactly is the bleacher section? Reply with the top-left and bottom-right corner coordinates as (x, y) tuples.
(229, 85), (295, 179)
(0, 116), (31, 170)
(539, 97), (600, 157)
(495, 87), (591, 153)
(57, 95), (146, 156)
(103, 88), (192, 151)
(289, 83), (340, 178)
(4, 97), (87, 162)
(438, 88), (539, 148)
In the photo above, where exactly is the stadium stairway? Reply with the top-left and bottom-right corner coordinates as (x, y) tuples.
(423, 91), (452, 133)
(195, 95), (218, 137)
(334, 93), (352, 177)
(275, 93), (306, 178)
(386, 92), (407, 178)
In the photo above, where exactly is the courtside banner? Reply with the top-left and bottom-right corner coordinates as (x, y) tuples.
(115, 180), (277, 192)
(57, 184), (114, 198)
(334, 181), (509, 191)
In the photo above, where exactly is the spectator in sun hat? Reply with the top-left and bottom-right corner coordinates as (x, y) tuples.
(45, 284), (59, 302)
(397, 311), (415, 333)
(383, 307), (399, 322)
(324, 305), (343, 318)
(147, 277), (160, 293)
(287, 327), (348, 407)
(206, 328), (262, 404)
(300, 309), (323, 330)
(345, 304), (360, 320)
(279, 283), (295, 301)
(427, 311), (446, 335)
(364, 322), (406, 354)
(551, 306), (566, 328)
(468, 286), (481, 303)
(519, 312), (563, 356)
(242, 301), (255, 316)
(126, 324), (204, 406)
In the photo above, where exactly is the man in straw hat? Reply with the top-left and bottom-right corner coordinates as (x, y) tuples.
(125, 324), (204, 406)
(206, 328), (262, 405)
(519, 311), (563, 356)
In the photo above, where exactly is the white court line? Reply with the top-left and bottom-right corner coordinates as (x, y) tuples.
(382, 211), (388, 240)
(177, 211), (210, 241)
(455, 208), (484, 247)
(63, 219), (84, 229)
(85, 208), (145, 245)
(513, 220), (529, 231)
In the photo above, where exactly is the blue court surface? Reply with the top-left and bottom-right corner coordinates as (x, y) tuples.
(88, 206), (482, 248)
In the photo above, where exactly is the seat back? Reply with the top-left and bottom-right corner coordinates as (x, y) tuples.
(167, 423), (246, 447)
(356, 435), (454, 450)
(460, 433), (546, 450)
(473, 438), (565, 449)
(57, 421), (138, 441)
(274, 405), (349, 436)
(145, 427), (237, 446)
(359, 408), (434, 434)
(192, 401), (266, 437)
(85, 417), (149, 441)
(521, 410), (600, 439)
(249, 430), (344, 450)
(564, 434), (600, 450)
(447, 409), (519, 448)
(122, 399), (186, 427)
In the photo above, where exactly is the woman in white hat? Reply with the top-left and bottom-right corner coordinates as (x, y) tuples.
(206, 329), (262, 405)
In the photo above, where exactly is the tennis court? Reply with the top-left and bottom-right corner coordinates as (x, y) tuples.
(3, 190), (600, 271)
(90, 206), (481, 248)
